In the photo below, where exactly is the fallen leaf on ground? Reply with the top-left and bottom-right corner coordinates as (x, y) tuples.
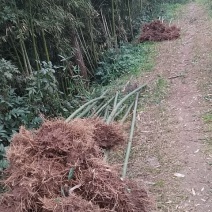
(174, 173), (185, 178)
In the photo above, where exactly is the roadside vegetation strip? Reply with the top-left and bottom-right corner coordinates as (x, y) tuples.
(196, 0), (212, 153)
(94, 42), (155, 85)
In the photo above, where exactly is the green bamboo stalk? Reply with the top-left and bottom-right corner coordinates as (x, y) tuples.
(100, 9), (112, 48)
(20, 39), (29, 76)
(76, 29), (94, 75)
(90, 101), (105, 117)
(140, 0), (143, 11)
(104, 85), (146, 162)
(94, 96), (114, 117)
(113, 91), (119, 109)
(65, 77), (70, 95)
(113, 104), (127, 120)
(101, 9), (108, 37)
(42, 29), (50, 62)
(106, 84), (146, 124)
(11, 1), (28, 74)
(105, 16), (112, 39)
(31, 24), (40, 71)
(77, 101), (97, 118)
(65, 90), (108, 122)
(89, 17), (98, 66)
(61, 77), (67, 95)
(29, 2), (40, 71)
(9, 35), (24, 73)
(112, 0), (115, 38)
(122, 92), (139, 179)
(104, 106), (127, 162)
(65, 97), (104, 122)
(120, 102), (134, 124)
(103, 105), (110, 121)
(127, 0), (133, 37)
(112, 0), (118, 47)
(22, 39), (33, 75)
(79, 27), (95, 70)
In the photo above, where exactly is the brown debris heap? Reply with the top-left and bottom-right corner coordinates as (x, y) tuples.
(0, 118), (151, 212)
(139, 20), (180, 42)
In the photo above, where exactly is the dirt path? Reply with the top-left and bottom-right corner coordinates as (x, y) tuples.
(129, 2), (212, 211)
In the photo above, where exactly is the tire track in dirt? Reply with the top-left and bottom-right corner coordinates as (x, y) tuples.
(129, 2), (212, 211)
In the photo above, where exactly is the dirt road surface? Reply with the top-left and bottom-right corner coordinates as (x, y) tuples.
(129, 2), (212, 211)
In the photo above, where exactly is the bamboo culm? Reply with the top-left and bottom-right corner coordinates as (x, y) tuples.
(77, 101), (97, 118)
(104, 85), (146, 162)
(113, 104), (127, 121)
(65, 90), (108, 122)
(94, 96), (114, 117)
(122, 92), (140, 179)
(106, 84), (146, 124)
(120, 102), (134, 124)
(113, 91), (119, 109)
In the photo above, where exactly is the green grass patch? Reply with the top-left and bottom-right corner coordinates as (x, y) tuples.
(153, 180), (165, 188)
(139, 76), (169, 107)
(153, 77), (169, 104)
(203, 111), (212, 123)
(196, 0), (212, 14)
(162, 2), (185, 20)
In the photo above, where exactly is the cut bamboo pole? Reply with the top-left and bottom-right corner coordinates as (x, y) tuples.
(65, 90), (108, 122)
(94, 96), (114, 117)
(122, 92), (139, 179)
(120, 102), (134, 124)
(113, 91), (119, 109)
(104, 85), (146, 162)
(77, 101), (97, 118)
(90, 101), (105, 117)
(106, 84), (146, 124)
(113, 104), (127, 120)
(103, 105), (110, 121)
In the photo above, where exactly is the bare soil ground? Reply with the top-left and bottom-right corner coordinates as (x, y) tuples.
(127, 2), (212, 211)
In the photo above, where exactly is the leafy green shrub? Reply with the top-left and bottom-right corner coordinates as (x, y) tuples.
(95, 43), (153, 85)
(25, 61), (70, 117)
(0, 60), (72, 171)
(0, 144), (9, 171)
(0, 58), (19, 88)
(0, 87), (42, 171)
(0, 89), (42, 139)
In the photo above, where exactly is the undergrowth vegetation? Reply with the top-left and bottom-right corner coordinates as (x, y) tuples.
(206, 0), (212, 15)
(95, 43), (154, 85)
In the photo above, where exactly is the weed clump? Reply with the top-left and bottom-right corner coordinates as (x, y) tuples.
(0, 119), (150, 212)
(139, 20), (180, 42)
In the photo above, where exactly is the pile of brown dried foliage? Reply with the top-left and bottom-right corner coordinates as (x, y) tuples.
(0, 118), (150, 212)
(139, 20), (180, 42)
